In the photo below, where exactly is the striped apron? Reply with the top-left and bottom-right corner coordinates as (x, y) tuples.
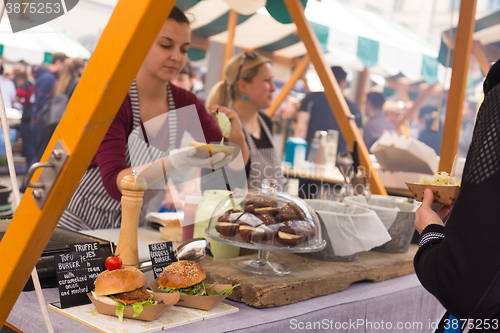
(242, 113), (286, 190)
(59, 81), (176, 230)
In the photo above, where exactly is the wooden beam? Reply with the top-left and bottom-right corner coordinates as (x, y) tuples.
(266, 55), (310, 117)
(283, 0), (387, 196)
(190, 35), (209, 50)
(355, 67), (369, 110)
(386, 79), (442, 97)
(222, 10), (239, 79)
(0, 0), (176, 325)
(242, 47), (295, 68)
(300, 71), (311, 93)
(439, 0), (477, 173)
(396, 83), (437, 129)
(396, 82), (411, 104)
(472, 41), (491, 76)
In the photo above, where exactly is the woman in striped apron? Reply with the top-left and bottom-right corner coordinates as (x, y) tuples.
(206, 52), (285, 191)
(58, 7), (247, 231)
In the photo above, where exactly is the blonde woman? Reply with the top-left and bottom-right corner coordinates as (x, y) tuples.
(207, 52), (285, 190)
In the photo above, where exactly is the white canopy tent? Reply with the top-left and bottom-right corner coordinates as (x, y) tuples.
(0, 17), (91, 65)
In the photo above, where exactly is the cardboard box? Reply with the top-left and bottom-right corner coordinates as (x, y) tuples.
(87, 291), (179, 321)
(149, 279), (234, 310)
(371, 133), (439, 189)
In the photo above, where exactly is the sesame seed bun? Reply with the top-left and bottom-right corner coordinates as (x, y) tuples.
(157, 261), (206, 290)
(94, 266), (147, 296)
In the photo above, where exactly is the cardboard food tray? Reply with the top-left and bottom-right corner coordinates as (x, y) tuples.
(371, 133), (439, 189)
(405, 182), (460, 206)
(87, 291), (179, 321)
(149, 279), (233, 310)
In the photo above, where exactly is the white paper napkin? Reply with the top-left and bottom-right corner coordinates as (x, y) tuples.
(343, 196), (397, 230)
(304, 200), (391, 256)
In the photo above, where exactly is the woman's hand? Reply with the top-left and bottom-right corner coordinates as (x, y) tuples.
(208, 104), (250, 165)
(414, 188), (453, 234)
(207, 105), (245, 143)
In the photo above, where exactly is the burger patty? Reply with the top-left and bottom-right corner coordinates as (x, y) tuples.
(113, 286), (150, 304)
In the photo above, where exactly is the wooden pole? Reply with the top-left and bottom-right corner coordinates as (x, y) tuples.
(0, 0), (177, 325)
(355, 67), (369, 110)
(300, 72), (311, 93)
(472, 41), (491, 76)
(438, 0), (477, 173)
(396, 82), (411, 104)
(266, 55), (310, 117)
(283, 0), (386, 195)
(396, 83), (437, 129)
(222, 10), (239, 80)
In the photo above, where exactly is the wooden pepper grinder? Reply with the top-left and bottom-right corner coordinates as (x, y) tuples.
(115, 172), (147, 267)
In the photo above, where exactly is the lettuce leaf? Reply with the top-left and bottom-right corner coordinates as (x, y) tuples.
(115, 302), (125, 322)
(108, 294), (156, 321)
(159, 281), (207, 295)
(159, 282), (240, 296)
(131, 295), (156, 317)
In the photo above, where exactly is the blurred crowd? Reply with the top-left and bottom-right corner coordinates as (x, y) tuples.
(0, 53), (87, 192)
(273, 66), (477, 160)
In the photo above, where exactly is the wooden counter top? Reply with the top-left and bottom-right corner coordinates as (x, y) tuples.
(202, 244), (418, 308)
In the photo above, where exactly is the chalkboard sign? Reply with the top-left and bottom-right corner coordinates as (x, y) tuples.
(148, 241), (178, 279)
(55, 242), (103, 308)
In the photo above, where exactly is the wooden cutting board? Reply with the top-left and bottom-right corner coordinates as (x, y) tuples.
(201, 245), (418, 308)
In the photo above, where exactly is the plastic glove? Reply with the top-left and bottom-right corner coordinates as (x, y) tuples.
(168, 146), (233, 170)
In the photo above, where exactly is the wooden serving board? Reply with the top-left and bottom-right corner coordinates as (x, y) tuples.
(202, 244), (418, 308)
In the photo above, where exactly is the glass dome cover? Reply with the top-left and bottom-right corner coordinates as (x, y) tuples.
(206, 180), (325, 253)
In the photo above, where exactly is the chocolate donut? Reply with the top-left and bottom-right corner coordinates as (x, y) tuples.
(217, 209), (243, 222)
(278, 203), (306, 222)
(215, 222), (239, 237)
(243, 198), (278, 209)
(239, 224), (265, 243)
(253, 206), (281, 216)
(256, 213), (278, 226)
(255, 223), (280, 242)
(276, 225), (306, 246)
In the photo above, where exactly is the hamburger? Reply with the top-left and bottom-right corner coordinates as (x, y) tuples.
(157, 261), (239, 296)
(91, 266), (156, 322)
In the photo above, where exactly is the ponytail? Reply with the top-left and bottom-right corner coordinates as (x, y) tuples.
(206, 80), (230, 108)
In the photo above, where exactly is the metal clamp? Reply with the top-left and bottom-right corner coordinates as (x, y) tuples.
(24, 140), (69, 209)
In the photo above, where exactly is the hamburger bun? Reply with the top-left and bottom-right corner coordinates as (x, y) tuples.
(189, 141), (234, 158)
(95, 266), (147, 296)
(157, 261), (206, 290)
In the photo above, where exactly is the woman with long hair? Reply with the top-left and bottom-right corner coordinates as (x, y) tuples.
(58, 7), (247, 230)
(36, 57), (86, 160)
(206, 51), (284, 190)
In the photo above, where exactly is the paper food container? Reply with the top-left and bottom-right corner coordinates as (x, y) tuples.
(87, 291), (179, 321)
(371, 133), (439, 189)
(149, 279), (233, 310)
(405, 182), (460, 206)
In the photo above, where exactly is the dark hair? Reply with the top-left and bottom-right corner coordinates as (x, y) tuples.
(51, 52), (68, 64)
(331, 66), (347, 84)
(484, 58), (500, 95)
(179, 60), (194, 78)
(366, 92), (386, 110)
(0, 65), (3, 75)
(168, 6), (189, 24)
